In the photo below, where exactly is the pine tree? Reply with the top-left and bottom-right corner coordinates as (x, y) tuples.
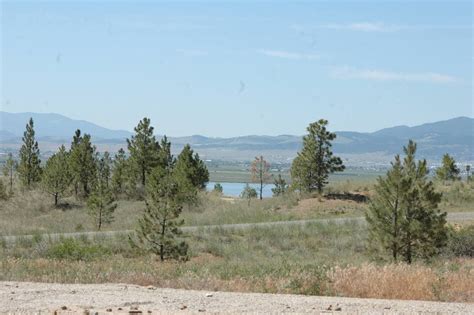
(87, 185), (117, 231)
(174, 144), (209, 205)
(2, 153), (17, 194)
(366, 140), (448, 264)
(69, 132), (97, 198)
(291, 119), (345, 194)
(97, 151), (112, 188)
(132, 167), (188, 261)
(127, 118), (161, 187)
(251, 155), (271, 200)
(213, 183), (223, 194)
(18, 118), (42, 188)
(241, 184), (257, 206)
(272, 174), (288, 197)
(436, 154), (461, 182)
(467, 165), (472, 182)
(111, 148), (128, 195)
(174, 144), (209, 189)
(42, 145), (72, 206)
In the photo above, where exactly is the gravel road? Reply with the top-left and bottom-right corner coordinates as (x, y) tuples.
(1, 281), (472, 314)
(3, 212), (473, 245)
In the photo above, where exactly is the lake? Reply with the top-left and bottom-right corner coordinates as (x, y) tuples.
(207, 182), (276, 198)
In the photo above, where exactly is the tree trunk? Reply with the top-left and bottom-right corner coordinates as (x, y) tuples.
(260, 178), (263, 200)
(54, 193), (58, 206)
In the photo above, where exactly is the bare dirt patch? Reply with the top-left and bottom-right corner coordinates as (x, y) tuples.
(1, 281), (472, 314)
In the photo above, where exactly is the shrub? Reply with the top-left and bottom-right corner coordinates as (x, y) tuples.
(47, 238), (109, 261)
(445, 225), (474, 258)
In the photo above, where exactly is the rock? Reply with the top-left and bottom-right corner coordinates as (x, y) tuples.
(61, 306), (68, 310)
(180, 305), (188, 310)
(106, 308), (113, 312)
(205, 293), (213, 298)
(129, 311), (143, 314)
(147, 286), (157, 290)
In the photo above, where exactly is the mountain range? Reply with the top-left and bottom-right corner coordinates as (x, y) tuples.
(0, 111), (473, 163)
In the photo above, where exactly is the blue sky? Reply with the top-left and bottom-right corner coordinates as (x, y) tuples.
(1, 1), (472, 137)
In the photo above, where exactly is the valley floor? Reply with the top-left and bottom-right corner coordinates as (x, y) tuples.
(1, 281), (472, 314)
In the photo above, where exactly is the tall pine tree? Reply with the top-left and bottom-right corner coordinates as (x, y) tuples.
(291, 119), (345, 194)
(127, 118), (161, 187)
(366, 140), (448, 263)
(69, 131), (97, 198)
(18, 118), (42, 188)
(42, 145), (72, 206)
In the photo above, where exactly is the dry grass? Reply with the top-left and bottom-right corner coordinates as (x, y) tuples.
(327, 260), (474, 302)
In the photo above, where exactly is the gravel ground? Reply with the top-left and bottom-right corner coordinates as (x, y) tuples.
(1, 282), (473, 314)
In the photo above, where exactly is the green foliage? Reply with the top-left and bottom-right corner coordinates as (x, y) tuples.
(2, 153), (17, 194)
(47, 238), (109, 261)
(291, 119), (345, 194)
(174, 143), (209, 204)
(126, 118), (161, 187)
(272, 174), (288, 197)
(251, 155), (271, 200)
(69, 130), (97, 198)
(131, 167), (188, 261)
(241, 184), (258, 206)
(18, 118), (42, 188)
(175, 144), (209, 189)
(213, 183), (223, 194)
(436, 154), (461, 181)
(87, 156), (117, 230)
(97, 151), (112, 188)
(111, 148), (128, 195)
(41, 145), (72, 206)
(366, 140), (448, 264)
(445, 225), (474, 258)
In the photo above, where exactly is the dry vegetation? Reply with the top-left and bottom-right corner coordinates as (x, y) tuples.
(1, 178), (473, 302)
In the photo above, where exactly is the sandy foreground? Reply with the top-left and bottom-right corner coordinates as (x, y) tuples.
(0, 281), (472, 315)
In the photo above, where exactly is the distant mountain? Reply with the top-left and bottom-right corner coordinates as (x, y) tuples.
(0, 112), (132, 141)
(0, 112), (472, 162)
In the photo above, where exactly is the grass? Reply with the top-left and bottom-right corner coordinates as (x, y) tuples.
(1, 221), (472, 302)
(1, 177), (472, 236)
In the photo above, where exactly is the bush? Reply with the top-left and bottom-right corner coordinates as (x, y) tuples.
(47, 238), (109, 261)
(445, 225), (474, 258)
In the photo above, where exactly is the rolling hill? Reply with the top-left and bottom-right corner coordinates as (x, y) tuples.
(0, 112), (472, 163)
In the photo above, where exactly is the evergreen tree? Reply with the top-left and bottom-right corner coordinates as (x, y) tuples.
(213, 183), (223, 194)
(436, 154), (460, 182)
(18, 118), (42, 188)
(97, 151), (112, 188)
(87, 170), (117, 231)
(466, 165), (472, 182)
(291, 119), (345, 194)
(251, 155), (271, 200)
(2, 153), (17, 194)
(42, 145), (72, 206)
(272, 174), (288, 197)
(174, 144), (209, 189)
(127, 118), (161, 187)
(69, 131), (97, 198)
(366, 140), (448, 264)
(132, 167), (188, 261)
(111, 148), (128, 195)
(241, 184), (257, 206)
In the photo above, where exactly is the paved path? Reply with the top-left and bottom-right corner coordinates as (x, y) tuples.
(1, 281), (472, 314)
(2, 212), (473, 245)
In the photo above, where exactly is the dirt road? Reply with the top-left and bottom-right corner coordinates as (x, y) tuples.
(3, 211), (473, 245)
(1, 281), (472, 314)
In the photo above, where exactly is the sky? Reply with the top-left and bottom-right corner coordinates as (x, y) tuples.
(1, 0), (472, 137)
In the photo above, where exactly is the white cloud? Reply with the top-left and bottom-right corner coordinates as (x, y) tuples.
(331, 67), (459, 83)
(257, 49), (320, 60)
